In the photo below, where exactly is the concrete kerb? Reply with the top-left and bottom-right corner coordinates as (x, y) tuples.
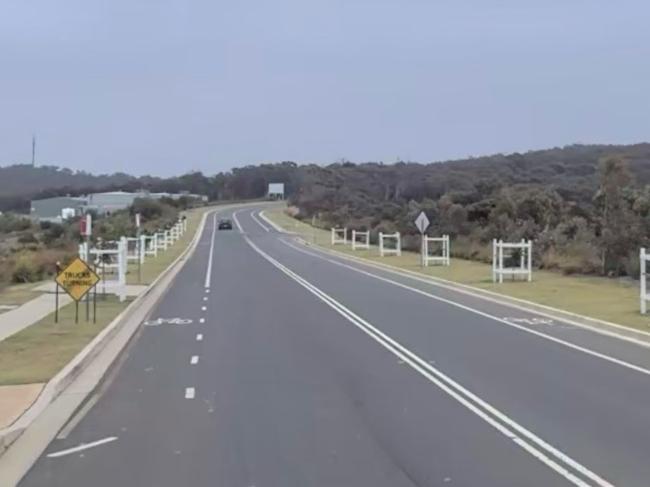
(289, 236), (650, 348)
(0, 206), (215, 457)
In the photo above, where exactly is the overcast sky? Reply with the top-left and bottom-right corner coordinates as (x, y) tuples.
(1, 1), (649, 176)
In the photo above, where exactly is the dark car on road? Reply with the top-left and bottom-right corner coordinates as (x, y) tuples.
(218, 218), (233, 230)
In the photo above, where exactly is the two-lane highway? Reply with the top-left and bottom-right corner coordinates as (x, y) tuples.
(18, 205), (650, 486)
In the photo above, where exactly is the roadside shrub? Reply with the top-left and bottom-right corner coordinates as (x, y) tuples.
(0, 213), (32, 234)
(41, 223), (65, 245)
(11, 254), (43, 283)
(8, 248), (75, 283)
(17, 231), (38, 244)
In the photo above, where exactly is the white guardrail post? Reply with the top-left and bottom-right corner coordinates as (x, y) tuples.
(351, 230), (370, 250)
(492, 239), (532, 283)
(641, 247), (648, 314)
(118, 237), (127, 302)
(331, 227), (347, 245)
(379, 232), (401, 257)
(423, 235), (450, 266)
(139, 235), (146, 264)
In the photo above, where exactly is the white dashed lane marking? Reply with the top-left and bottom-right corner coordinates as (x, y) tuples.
(196, 334), (203, 341)
(201, 306), (207, 311)
(185, 387), (195, 399)
(199, 318), (205, 324)
(191, 356), (199, 365)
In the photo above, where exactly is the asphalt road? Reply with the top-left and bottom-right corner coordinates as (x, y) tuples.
(18, 205), (650, 487)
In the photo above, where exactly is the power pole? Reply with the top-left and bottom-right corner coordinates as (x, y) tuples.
(31, 135), (36, 166)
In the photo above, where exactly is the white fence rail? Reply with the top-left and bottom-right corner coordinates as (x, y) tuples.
(423, 235), (450, 266)
(331, 228), (347, 245)
(379, 232), (401, 257)
(492, 239), (532, 283)
(351, 230), (370, 250)
(641, 248), (650, 314)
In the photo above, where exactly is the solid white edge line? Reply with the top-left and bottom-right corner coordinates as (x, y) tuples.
(250, 211), (270, 232)
(190, 355), (199, 365)
(46, 436), (118, 459)
(232, 210), (244, 232)
(204, 212), (217, 288)
(259, 210), (284, 232)
(298, 235), (650, 348)
(245, 235), (611, 487)
(281, 239), (650, 379)
(185, 387), (195, 399)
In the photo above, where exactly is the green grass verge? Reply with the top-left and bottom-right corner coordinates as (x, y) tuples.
(0, 295), (131, 385)
(264, 207), (650, 332)
(0, 205), (216, 386)
(0, 282), (44, 312)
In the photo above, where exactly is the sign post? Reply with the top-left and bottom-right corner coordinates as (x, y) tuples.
(414, 211), (430, 267)
(80, 214), (93, 321)
(135, 213), (142, 284)
(55, 257), (101, 323)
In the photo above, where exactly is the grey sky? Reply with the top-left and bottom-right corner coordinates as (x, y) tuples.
(1, 1), (649, 176)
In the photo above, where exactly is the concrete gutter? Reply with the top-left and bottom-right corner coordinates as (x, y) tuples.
(0, 203), (264, 485)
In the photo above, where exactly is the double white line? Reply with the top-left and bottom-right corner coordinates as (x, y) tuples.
(244, 236), (613, 487)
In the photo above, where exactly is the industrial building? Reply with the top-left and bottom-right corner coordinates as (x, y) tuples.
(30, 191), (207, 222)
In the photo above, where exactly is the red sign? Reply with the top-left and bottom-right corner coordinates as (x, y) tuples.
(80, 214), (92, 237)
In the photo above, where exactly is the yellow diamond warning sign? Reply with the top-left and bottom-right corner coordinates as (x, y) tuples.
(55, 258), (100, 301)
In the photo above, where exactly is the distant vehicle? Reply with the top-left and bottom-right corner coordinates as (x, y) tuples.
(218, 218), (233, 230)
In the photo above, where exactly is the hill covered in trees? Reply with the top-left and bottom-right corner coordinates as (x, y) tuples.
(3, 143), (650, 276)
(290, 144), (650, 277)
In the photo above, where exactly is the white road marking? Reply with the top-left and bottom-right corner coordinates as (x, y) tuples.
(47, 437), (118, 458)
(281, 239), (650, 379)
(250, 211), (270, 232)
(297, 236), (650, 349)
(144, 318), (193, 326)
(185, 387), (195, 399)
(196, 333), (203, 341)
(232, 210), (244, 232)
(246, 236), (611, 487)
(204, 212), (217, 288)
(259, 210), (284, 232)
(199, 318), (205, 324)
(191, 355), (199, 365)
(201, 306), (207, 311)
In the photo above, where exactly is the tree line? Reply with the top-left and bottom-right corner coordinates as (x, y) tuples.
(3, 143), (650, 276)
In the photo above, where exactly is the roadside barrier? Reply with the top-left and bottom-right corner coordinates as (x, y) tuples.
(423, 235), (450, 266)
(492, 239), (532, 283)
(331, 227), (347, 245)
(379, 232), (401, 257)
(351, 230), (370, 250)
(641, 248), (650, 314)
